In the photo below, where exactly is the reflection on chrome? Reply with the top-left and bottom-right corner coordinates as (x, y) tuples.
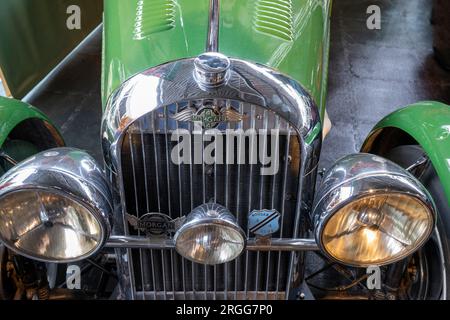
(322, 193), (432, 266)
(0, 148), (112, 263)
(313, 153), (435, 267)
(174, 203), (245, 265)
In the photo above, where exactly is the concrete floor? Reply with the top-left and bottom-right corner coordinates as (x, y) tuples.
(26, 30), (103, 161)
(27, 0), (450, 169)
(321, 0), (450, 169)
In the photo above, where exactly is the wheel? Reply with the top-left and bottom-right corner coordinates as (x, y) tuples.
(385, 145), (449, 299)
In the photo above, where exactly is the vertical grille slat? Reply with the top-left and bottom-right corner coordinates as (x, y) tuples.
(234, 101), (244, 300)
(128, 134), (147, 299)
(163, 107), (177, 298)
(276, 124), (292, 297)
(120, 100), (302, 300)
(161, 251), (167, 300)
(223, 99), (231, 300)
(152, 113), (162, 213)
(201, 102), (208, 301)
(188, 116), (196, 299)
(266, 115), (280, 299)
(254, 109), (268, 298)
(213, 98), (218, 300)
(175, 103), (188, 300)
(244, 104), (256, 299)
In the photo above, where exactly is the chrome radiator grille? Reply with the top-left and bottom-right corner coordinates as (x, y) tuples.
(119, 100), (302, 300)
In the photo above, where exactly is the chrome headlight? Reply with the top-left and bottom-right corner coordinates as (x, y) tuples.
(0, 148), (112, 263)
(313, 153), (435, 267)
(174, 203), (245, 265)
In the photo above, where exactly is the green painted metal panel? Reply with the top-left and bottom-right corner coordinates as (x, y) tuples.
(102, 0), (332, 115)
(102, 0), (209, 106)
(362, 101), (450, 207)
(219, 0), (332, 114)
(0, 96), (57, 147)
(0, 0), (102, 99)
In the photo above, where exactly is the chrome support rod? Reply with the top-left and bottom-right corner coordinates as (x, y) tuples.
(106, 236), (175, 249)
(106, 236), (319, 251)
(206, 0), (220, 52)
(0, 150), (18, 166)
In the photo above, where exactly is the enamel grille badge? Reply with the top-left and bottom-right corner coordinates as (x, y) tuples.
(171, 106), (247, 129)
(126, 213), (184, 238)
(248, 209), (281, 238)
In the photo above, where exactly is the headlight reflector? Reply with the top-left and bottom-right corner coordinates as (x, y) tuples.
(314, 153), (435, 267)
(321, 193), (433, 266)
(174, 204), (245, 265)
(0, 148), (112, 263)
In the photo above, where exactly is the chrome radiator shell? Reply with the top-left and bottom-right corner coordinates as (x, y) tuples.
(102, 58), (322, 300)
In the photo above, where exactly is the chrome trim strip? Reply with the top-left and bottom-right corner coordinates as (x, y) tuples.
(206, 0), (220, 52)
(106, 236), (319, 251)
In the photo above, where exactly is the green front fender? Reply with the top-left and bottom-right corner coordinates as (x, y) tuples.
(0, 96), (64, 150)
(361, 101), (450, 206)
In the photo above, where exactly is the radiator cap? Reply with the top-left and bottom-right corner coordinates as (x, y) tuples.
(194, 52), (231, 89)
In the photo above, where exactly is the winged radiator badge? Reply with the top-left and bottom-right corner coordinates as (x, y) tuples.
(171, 106), (247, 129)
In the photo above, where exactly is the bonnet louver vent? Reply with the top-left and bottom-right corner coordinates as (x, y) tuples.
(133, 0), (175, 39)
(254, 0), (294, 41)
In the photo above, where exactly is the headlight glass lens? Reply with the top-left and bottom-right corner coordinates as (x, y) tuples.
(0, 190), (103, 262)
(175, 223), (245, 265)
(321, 193), (433, 266)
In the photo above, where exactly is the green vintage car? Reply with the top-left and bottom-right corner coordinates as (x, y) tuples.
(0, 0), (450, 300)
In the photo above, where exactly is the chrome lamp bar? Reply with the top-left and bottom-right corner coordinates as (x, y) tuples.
(105, 236), (319, 251)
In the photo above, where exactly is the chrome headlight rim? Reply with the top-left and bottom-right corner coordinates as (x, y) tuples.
(0, 186), (111, 264)
(313, 153), (436, 268)
(174, 219), (246, 265)
(0, 148), (112, 264)
(174, 204), (246, 265)
(315, 189), (435, 268)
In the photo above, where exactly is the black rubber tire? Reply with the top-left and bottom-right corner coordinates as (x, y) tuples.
(385, 145), (449, 299)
